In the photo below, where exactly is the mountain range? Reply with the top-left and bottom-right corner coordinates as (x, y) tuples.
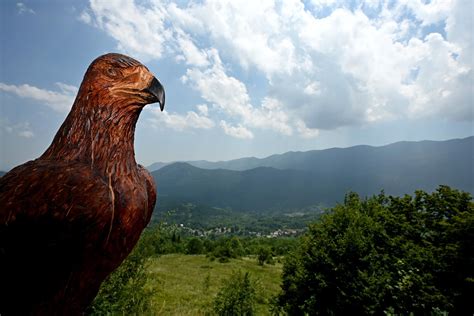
(1, 137), (472, 213)
(151, 137), (474, 212)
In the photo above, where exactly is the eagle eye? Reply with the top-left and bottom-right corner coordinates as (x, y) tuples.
(106, 68), (118, 78)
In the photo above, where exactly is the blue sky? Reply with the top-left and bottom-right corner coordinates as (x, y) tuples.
(1, 0), (473, 171)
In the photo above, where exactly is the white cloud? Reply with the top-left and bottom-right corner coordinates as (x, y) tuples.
(82, 0), (473, 136)
(86, 0), (171, 61)
(311, 0), (337, 8)
(397, 0), (453, 26)
(166, 2), (205, 34)
(220, 120), (254, 139)
(55, 82), (78, 95)
(283, 3), (472, 127)
(254, 97), (293, 135)
(183, 51), (252, 118)
(0, 82), (76, 113)
(182, 50), (293, 135)
(18, 130), (34, 138)
(303, 81), (321, 96)
(400, 33), (472, 121)
(181, 0), (303, 77)
(446, 0), (473, 66)
(295, 120), (319, 139)
(175, 32), (210, 67)
(197, 104), (209, 116)
(17, 2), (35, 15)
(79, 10), (92, 24)
(0, 119), (34, 138)
(148, 106), (215, 131)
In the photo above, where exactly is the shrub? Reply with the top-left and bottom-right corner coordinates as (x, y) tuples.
(256, 247), (273, 266)
(214, 271), (257, 316)
(186, 237), (204, 254)
(211, 237), (245, 262)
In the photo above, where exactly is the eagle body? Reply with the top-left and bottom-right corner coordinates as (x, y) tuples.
(0, 54), (165, 315)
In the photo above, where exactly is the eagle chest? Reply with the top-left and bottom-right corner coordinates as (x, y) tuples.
(105, 174), (149, 255)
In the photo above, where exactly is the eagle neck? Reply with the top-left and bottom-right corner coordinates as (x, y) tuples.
(41, 93), (142, 179)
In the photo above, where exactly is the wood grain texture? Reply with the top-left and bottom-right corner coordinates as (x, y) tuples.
(0, 53), (164, 315)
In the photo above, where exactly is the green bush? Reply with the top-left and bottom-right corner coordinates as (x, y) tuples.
(210, 236), (245, 262)
(214, 271), (257, 316)
(277, 186), (474, 315)
(256, 247), (273, 266)
(186, 237), (204, 254)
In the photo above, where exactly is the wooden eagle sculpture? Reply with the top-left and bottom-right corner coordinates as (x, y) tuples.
(0, 53), (165, 315)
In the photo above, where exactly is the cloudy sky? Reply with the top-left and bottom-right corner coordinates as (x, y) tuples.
(0, 0), (472, 170)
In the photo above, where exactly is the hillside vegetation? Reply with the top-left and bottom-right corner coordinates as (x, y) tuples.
(151, 137), (474, 213)
(90, 186), (473, 315)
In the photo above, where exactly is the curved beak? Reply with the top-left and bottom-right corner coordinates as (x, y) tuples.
(145, 77), (165, 111)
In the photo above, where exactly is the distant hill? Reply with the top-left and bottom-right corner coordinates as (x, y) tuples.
(153, 163), (329, 212)
(149, 137), (474, 172)
(147, 162), (170, 171)
(0, 171), (6, 177)
(152, 137), (474, 212)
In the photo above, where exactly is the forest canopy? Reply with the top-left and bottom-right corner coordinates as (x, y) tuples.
(277, 186), (474, 314)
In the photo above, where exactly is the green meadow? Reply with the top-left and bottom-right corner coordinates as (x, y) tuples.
(147, 254), (282, 315)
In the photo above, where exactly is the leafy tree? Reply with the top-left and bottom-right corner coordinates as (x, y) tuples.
(228, 236), (245, 258)
(277, 186), (474, 315)
(148, 225), (186, 254)
(186, 237), (204, 254)
(214, 271), (257, 316)
(256, 247), (273, 266)
(203, 239), (215, 253)
(210, 236), (245, 262)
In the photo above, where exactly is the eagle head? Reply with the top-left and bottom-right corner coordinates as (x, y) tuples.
(40, 53), (165, 164)
(81, 53), (165, 111)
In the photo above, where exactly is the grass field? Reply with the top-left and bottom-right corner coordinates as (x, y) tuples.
(146, 254), (283, 315)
